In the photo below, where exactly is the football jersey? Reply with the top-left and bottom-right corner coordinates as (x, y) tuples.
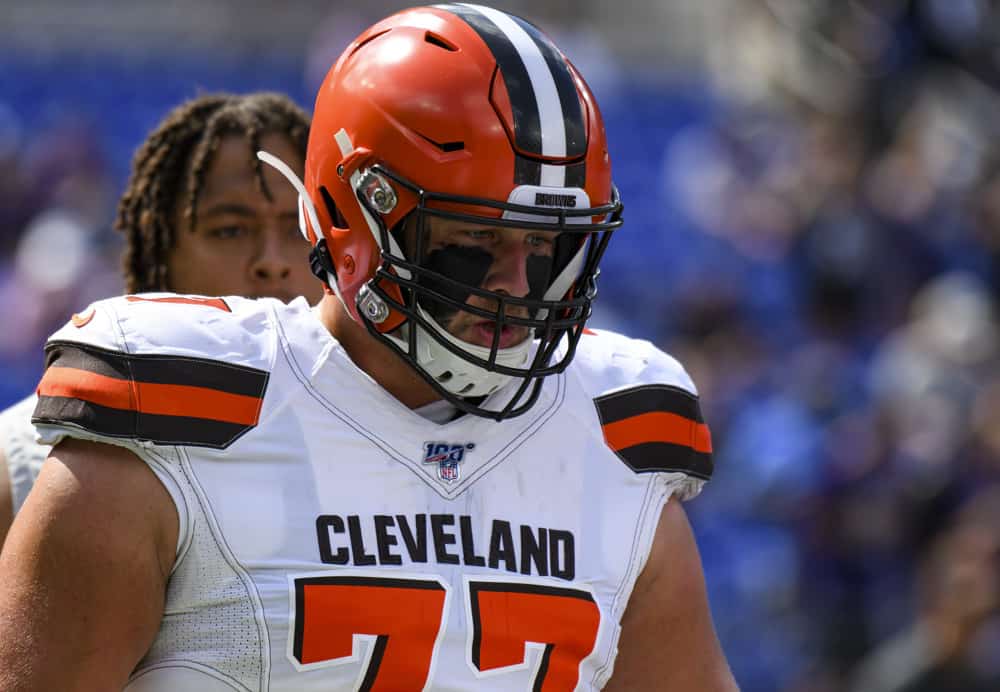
(0, 394), (48, 516)
(33, 294), (713, 692)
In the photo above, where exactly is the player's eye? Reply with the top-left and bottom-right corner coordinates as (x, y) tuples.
(526, 233), (555, 253)
(462, 229), (495, 241)
(207, 225), (249, 240)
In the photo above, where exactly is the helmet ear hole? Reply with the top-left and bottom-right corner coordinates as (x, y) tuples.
(319, 185), (349, 229)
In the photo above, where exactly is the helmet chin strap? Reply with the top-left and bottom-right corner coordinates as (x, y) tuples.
(256, 150), (347, 310)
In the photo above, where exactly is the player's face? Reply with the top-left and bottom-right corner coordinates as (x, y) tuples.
(167, 133), (322, 303)
(413, 216), (558, 349)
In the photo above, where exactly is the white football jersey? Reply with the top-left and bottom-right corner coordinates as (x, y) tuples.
(34, 294), (713, 692)
(0, 394), (48, 516)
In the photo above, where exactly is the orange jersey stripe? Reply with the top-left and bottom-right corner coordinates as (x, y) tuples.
(38, 366), (262, 426)
(126, 295), (231, 312)
(601, 411), (712, 454)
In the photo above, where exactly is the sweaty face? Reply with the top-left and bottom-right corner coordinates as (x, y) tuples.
(167, 133), (322, 303)
(406, 215), (560, 350)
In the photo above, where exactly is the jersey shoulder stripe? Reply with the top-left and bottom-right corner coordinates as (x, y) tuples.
(125, 294), (231, 312)
(593, 384), (713, 480)
(34, 341), (268, 449)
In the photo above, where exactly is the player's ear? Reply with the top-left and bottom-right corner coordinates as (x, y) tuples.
(326, 188), (349, 229)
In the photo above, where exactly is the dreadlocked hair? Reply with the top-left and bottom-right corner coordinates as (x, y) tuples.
(114, 92), (310, 293)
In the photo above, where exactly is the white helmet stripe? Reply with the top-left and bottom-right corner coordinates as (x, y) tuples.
(439, 2), (590, 189)
(458, 4), (566, 161)
(540, 163), (565, 187)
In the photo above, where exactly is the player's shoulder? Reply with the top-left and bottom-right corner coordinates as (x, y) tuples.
(35, 295), (312, 450)
(566, 328), (713, 486)
(47, 293), (281, 365)
(570, 327), (697, 396)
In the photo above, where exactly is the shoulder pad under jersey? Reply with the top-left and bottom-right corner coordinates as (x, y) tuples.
(33, 294), (278, 449)
(569, 328), (713, 485)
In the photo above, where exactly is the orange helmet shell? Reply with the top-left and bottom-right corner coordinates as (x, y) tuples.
(304, 4), (614, 324)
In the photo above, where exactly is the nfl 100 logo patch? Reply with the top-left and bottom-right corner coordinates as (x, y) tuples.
(422, 442), (475, 482)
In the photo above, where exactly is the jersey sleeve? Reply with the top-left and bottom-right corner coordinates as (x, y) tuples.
(574, 329), (713, 501)
(32, 294), (272, 451)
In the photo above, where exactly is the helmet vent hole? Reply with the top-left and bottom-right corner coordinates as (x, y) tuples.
(348, 28), (391, 58)
(437, 371), (453, 383)
(424, 31), (458, 52)
(416, 132), (465, 152)
(319, 186), (347, 227)
(459, 383), (475, 394)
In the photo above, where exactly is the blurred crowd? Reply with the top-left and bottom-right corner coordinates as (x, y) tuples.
(620, 2), (1000, 690)
(1, 1), (998, 691)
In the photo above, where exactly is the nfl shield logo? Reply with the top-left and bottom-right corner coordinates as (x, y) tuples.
(422, 442), (474, 483)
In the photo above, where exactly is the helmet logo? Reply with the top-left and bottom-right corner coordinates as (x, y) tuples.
(534, 192), (577, 208)
(422, 442), (475, 483)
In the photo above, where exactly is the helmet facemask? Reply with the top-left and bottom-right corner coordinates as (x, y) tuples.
(350, 163), (622, 420)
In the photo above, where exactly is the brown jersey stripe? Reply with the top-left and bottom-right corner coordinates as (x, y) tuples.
(601, 411), (712, 455)
(610, 441), (713, 480)
(33, 395), (255, 449)
(38, 366), (263, 426)
(594, 384), (713, 479)
(44, 342), (131, 380)
(594, 384), (703, 425)
(45, 341), (268, 398)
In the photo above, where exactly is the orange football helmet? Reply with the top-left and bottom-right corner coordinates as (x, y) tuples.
(263, 3), (622, 419)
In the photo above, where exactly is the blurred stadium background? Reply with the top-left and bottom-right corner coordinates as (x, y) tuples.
(1, 1), (999, 690)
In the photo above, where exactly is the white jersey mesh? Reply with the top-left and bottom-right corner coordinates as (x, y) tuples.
(133, 449), (266, 692)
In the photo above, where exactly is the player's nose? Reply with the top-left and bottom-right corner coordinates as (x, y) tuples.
(483, 237), (531, 299)
(250, 229), (293, 284)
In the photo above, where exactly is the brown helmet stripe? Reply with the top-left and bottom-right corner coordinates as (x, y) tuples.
(437, 4), (587, 187)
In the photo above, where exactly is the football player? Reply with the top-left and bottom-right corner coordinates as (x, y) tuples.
(0, 92), (321, 546)
(0, 6), (738, 690)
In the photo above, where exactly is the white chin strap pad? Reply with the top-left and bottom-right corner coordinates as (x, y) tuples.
(383, 303), (532, 398)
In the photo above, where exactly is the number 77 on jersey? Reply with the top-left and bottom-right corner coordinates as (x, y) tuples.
(289, 572), (603, 691)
